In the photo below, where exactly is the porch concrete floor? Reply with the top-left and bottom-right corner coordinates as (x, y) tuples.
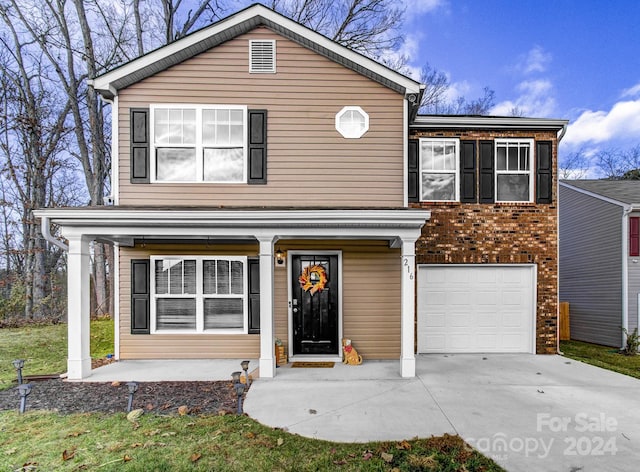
(82, 359), (259, 382)
(244, 354), (640, 472)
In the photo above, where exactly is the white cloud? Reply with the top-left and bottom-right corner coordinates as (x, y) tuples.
(519, 45), (552, 74)
(621, 82), (640, 98)
(491, 79), (556, 117)
(401, 0), (447, 15)
(563, 99), (640, 146)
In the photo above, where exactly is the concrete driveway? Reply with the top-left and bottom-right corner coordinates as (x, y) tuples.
(244, 354), (640, 472)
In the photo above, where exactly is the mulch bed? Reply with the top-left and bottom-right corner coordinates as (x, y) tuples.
(0, 379), (241, 415)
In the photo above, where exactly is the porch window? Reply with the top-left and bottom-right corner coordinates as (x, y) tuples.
(151, 105), (247, 183)
(495, 139), (533, 202)
(151, 256), (247, 333)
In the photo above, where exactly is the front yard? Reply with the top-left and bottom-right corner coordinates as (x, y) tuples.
(0, 321), (503, 471)
(560, 340), (640, 379)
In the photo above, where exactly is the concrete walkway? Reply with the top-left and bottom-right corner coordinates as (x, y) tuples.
(244, 355), (640, 472)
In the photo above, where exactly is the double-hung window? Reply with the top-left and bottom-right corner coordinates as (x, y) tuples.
(151, 256), (247, 333)
(151, 105), (247, 183)
(420, 138), (459, 201)
(495, 139), (533, 202)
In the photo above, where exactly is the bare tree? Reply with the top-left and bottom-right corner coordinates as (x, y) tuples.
(0, 7), (72, 318)
(559, 149), (590, 180)
(596, 145), (640, 180)
(269, 0), (404, 59)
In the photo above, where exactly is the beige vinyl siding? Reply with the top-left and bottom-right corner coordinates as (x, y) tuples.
(120, 240), (401, 359)
(559, 186), (623, 347)
(117, 27), (405, 207)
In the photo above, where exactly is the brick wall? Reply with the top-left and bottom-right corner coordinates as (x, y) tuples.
(410, 129), (558, 354)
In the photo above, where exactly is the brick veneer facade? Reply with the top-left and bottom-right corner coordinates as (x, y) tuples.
(410, 129), (559, 354)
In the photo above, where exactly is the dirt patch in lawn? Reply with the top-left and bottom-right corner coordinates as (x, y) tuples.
(0, 379), (239, 415)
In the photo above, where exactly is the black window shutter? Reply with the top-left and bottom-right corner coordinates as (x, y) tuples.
(131, 259), (150, 334)
(248, 109), (267, 184)
(536, 141), (553, 204)
(248, 257), (260, 334)
(130, 108), (150, 183)
(408, 139), (419, 202)
(460, 140), (477, 203)
(479, 140), (495, 203)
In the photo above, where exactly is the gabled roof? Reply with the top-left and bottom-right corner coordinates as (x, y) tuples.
(91, 3), (421, 100)
(412, 115), (569, 137)
(561, 180), (640, 207)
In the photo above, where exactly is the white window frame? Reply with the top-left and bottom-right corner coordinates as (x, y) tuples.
(419, 138), (460, 202)
(150, 104), (248, 183)
(249, 39), (276, 73)
(150, 255), (248, 334)
(495, 139), (534, 203)
(335, 106), (369, 139)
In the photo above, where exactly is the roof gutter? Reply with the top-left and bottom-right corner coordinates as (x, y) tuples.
(40, 215), (69, 252)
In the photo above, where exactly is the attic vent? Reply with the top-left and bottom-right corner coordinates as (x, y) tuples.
(249, 40), (276, 73)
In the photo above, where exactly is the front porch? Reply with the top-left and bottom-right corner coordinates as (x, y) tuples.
(80, 358), (400, 382)
(34, 208), (430, 381)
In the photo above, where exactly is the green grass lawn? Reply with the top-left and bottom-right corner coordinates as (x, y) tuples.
(0, 411), (502, 471)
(0, 319), (113, 390)
(560, 340), (640, 379)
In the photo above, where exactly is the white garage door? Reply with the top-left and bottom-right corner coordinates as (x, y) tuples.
(417, 265), (535, 353)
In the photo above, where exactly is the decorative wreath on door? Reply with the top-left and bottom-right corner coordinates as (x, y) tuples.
(299, 264), (328, 296)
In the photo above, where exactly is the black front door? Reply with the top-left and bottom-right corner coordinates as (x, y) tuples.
(291, 254), (339, 355)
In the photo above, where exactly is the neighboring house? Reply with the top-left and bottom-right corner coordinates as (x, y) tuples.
(559, 180), (640, 347)
(34, 4), (567, 380)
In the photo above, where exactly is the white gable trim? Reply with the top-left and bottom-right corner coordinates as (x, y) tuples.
(91, 4), (420, 97)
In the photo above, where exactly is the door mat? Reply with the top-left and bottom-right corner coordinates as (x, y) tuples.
(290, 362), (335, 368)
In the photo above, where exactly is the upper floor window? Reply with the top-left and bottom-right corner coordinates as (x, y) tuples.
(420, 138), (459, 202)
(335, 106), (369, 139)
(151, 105), (247, 183)
(495, 139), (533, 202)
(151, 256), (248, 334)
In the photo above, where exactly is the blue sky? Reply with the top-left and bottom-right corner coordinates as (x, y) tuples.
(401, 0), (640, 164)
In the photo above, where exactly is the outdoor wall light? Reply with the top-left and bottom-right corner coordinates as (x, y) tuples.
(231, 371), (242, 384)
(18, 383), (32, 414)
(275, 248), (285, 266)
(12, 359), (25, 385)
(126, 381), (139, 412)
(241, 360), (251, 386)
(234, 382), (246, 415)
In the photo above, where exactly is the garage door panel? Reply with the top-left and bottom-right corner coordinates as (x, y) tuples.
(417, 266), (535, 354)
(477, 312), (499, 327)
(450, 313), (472, 327)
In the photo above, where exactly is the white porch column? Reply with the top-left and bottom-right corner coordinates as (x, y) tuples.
(258, 236), (276, 378)
(400, 237), (417, 378)
(66, 235), (92, 380)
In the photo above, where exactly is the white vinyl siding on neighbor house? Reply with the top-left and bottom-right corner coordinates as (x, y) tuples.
(151, 105), (247, 183)
(151, 256), (248, 334)
(419, 138), (459, 202)
(495, 139), (533, 202)
(559, 185), (624, 346)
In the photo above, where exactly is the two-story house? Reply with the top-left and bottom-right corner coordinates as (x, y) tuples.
(35, 4), (567, 380)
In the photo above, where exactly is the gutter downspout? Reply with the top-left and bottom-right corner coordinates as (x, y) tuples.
(40, 216), (69, 252)
(557, 122), (568, 143)
(556, 123), (568, 354)
(622, 205), (632, 349)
